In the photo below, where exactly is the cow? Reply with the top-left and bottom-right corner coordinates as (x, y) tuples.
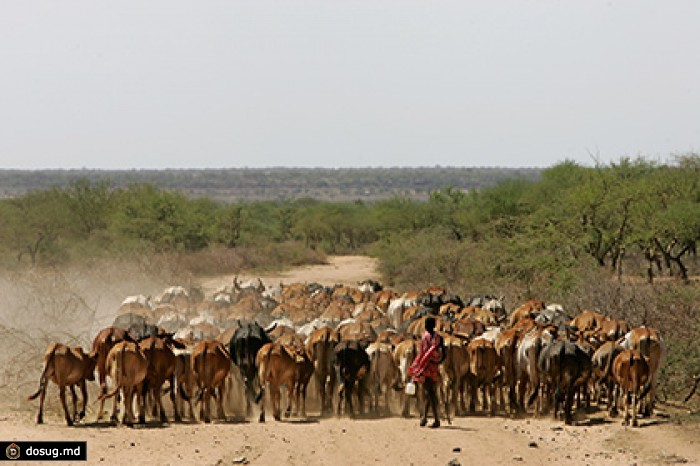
(333, 340), (370, 417)
(306, 326), (336, 415)
(534, 340), (592, 425)
(515, 325), (557, 416)
(393, 338), (421, 417)
(228, 322), (271, 417)
(366, 341), (401, 416)
(90, 326), (136, 421)
(441, 335), (470, 418)
(256, 340), (314, 422)
(98, 340), (149, 425)
(570, 310), (606, 332)
(508, 299), (546, 328)
(494, 328), (522, 414)
(467, 339), (500, 416)
(27, 343), (96, 426)
(139, 334), (186, 423)
(591, 341), (624, 416)
(117, 294), (154, 318)
(191, 339), (231, 423)
(612, 350), (651, 427)
(620, 326), (667, 416)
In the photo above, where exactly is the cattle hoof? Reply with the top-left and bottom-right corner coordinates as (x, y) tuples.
(632, 419), (638, 427)
(284, 411), (291, 418)
(36, 417), (43, 424)
(259, 414), (265, 423)
(274, 415), (281, 421)
(66, 419), (74, 427)
(204, 418), (211, 424)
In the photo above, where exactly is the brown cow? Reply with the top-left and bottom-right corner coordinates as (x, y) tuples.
(467, 339), (500, 416)
(139, 334), (185, 423)
(620, 326), (666, 416)
(441, 335), (470, 417)
(257, 341), (314, 422)
(90, 326), (135, 421)
(508, 299), (546, 328)
(570, 310), (606, 332)
(612, 350), (651, 427)
(191, 339), (231, 423)
(28, 343), (96, 426)
(367, 341), (401, 416)
(494, 328), (522, 414)
(98, 340), (149, 425)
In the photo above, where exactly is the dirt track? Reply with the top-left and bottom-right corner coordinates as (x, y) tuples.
(3, 256), (699, 465)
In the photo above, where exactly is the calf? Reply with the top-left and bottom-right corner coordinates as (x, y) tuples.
(191, 339), (231, 423)
(28, 343), (96, 426)
(612, 350), (651, 427)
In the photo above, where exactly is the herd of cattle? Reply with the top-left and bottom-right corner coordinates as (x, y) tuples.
(28, 277), (667, 429)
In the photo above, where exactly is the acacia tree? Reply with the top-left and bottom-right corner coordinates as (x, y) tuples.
(0, 189), (71, 264)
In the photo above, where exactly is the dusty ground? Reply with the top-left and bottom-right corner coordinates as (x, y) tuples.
(3, 256), (700, 466)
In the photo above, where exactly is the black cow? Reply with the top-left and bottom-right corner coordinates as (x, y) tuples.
(333, 340), (370, 417)
(533, 340), (592, 425)
(229, 322), (271, 416)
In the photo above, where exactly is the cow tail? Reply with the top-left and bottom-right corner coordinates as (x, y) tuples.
(255, 348), (271, 404)
(27, 348), (54, 401)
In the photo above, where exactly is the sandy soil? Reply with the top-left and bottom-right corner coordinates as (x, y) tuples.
(3, 256), (699, 466)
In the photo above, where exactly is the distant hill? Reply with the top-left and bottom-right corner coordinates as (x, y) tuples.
(0, 167), (542, 202)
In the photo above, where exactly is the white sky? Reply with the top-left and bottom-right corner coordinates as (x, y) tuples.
(0, 1), (698, 169)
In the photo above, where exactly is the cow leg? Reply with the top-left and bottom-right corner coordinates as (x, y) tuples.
(59, 386), (73, 426)
(490, 383), (497, 417)
(272, 383), (282, 421)
(156, 383), (168, 423)
(204, 387), (212, 423)
(110, 391), (121, 424)
(468, 379), (477, 414)
(78, 380), (88, 421)
(35, 382), (47, 424)
(258, 383), (266, 423)
(564, 385), (575, 426)
(622, 389), (630, 426)
(216, 385), (226, 421)
(137, 384), (146, 425)
(170, 375), (181, 423)
(291, 382), (299, 418)
(346, 380), (355, 418)
(69, 385), (78, 422)
(96, 377), (107, 421)
(122, 388), (132, 426)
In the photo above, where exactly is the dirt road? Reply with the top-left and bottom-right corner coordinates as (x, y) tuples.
(3, 256), (699, 465)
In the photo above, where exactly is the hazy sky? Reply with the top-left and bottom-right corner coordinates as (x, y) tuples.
(1, 1), (698, 169)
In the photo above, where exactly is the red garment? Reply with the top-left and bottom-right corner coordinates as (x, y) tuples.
(408, 331), (442, 383)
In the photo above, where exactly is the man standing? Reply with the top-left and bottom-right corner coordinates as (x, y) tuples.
(408, 316), (444, 428)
